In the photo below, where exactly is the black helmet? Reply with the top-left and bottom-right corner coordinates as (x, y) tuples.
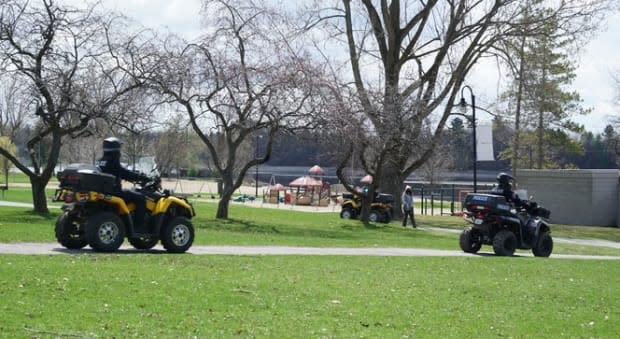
(102, 137), (123, 152)
(496, 172), (514, 185)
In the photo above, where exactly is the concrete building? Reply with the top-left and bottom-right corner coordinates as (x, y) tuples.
(518, 169), (619, 227)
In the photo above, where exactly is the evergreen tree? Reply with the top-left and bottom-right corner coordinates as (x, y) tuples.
(446, 118), (472, 171)
(500, 10), (588, 169)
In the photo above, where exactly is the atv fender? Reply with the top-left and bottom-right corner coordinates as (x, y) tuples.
(154, 196), (194, 217)
(102, 195), (131, 215)
(532, 219), (550, 239)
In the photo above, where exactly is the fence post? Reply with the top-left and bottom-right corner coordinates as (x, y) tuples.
(431, 194), (434, 216)
(420, 186), (425, 215)
(450, 184), (455, 215)
(440, 189), (444, 216)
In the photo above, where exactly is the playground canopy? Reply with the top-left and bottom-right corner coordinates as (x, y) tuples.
(308, 165), (325, 175)
(269, 183), (286, 191)
(360, 174), (373, 184)
(289, 176), (322, 187)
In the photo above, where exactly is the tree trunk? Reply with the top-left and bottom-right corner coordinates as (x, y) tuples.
(380, 161), (406, 220)
(215, 171), (238, 219)
(30, 178), (49, 215)
(359, 193), (371, 223)
(216, 193), (231, 219)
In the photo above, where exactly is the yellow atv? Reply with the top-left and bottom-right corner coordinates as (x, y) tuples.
(54, 164), (195, 253)
(340, 192), (394, 223)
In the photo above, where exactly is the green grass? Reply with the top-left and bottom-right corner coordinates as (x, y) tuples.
(1, 190), (619, 338)
(0, 255), (618, 338)
(0, 187), (59, 204)
(1, 203), (619, 256)
(1, 171), (50, 184)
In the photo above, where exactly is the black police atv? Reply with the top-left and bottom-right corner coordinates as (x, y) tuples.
(340, 192), (394, 223)
(459, 193), (553, 257)
(54, 164), (195, 253)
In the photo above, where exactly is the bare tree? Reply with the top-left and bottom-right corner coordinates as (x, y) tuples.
(0, 0), (150, 213)
(148, 0), (325, 218)
(305, 0), (612, 221)
(0, 76), (29, 140)
(152, 114), (190, 177)
(418, 142), (455, 188)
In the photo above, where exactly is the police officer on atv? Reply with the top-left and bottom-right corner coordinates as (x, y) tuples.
(490, 173), (524, 209)
(491, 172), (538, 231)
(96, 137), (150, 228)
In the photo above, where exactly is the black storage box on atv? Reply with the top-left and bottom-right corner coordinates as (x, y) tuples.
(57, 165), (116, 194)
(464, 193), (512, 215)
(342, 192), (394, 204)
(374, 193), (394, 204)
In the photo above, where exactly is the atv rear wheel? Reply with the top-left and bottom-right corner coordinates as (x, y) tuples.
(492, 230), (517, 256)
(129, 236), (158, 250)
(340, 207), (356, 219)
(532, 231), (553, 257)
(161, 216), (194, 253)
(85, 212), (125, 252)
(459, 227), (482, 254)
(55, 212), (87, 250)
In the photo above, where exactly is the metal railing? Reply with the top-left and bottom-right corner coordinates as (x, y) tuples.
(412, 183), (495, 216)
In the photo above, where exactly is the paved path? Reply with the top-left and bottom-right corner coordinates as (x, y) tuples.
(0, 242), (618, 260)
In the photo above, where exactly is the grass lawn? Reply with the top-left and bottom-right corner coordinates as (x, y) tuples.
(1, 190), (619, 337)
(0, 254), (618, 338)
(0, 187), (59, 204)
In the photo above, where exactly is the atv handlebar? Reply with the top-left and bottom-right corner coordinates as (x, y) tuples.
(140, 176), (162, 192)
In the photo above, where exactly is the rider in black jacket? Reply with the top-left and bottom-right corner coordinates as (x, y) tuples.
(96, 137), (150, 228)
(491, 173), (525, 210)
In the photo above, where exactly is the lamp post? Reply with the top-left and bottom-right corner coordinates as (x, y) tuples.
(255, 133), (259, 198)
(459, 85), (477, 192)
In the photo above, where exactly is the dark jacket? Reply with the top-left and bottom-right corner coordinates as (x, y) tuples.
(96, 152), (147, 192)
(491, 184), (524, 209)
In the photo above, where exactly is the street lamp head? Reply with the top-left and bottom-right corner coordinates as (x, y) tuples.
(459, 97), (467, 114)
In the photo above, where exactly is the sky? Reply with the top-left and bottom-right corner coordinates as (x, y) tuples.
(100, 0), (619, 133)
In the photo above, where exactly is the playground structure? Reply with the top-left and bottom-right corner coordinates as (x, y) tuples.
(263, 165), (332, 207)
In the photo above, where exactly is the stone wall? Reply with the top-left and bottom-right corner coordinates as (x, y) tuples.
(517, 169), (619, 226)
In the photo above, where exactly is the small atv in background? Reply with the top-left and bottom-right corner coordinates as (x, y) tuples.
(54, 164), (196, 253)
(340, 192), (394, 223)
(459, 193), (553, 257)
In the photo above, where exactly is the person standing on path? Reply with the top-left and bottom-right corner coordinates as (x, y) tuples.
(401, 185), (416, 228)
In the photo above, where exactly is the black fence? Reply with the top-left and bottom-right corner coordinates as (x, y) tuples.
(409, 183), (495, 216)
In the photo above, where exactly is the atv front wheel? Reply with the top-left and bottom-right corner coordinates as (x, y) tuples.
(368, 210), (381, 222)
(55, 212), (87, 250)
(340, 207), (356, 219)
(161, 216), (194, 253)
(129, 236), (158, 250)
(382, 210), (392, 224)
(85, 212), (126, 252)
(492, 230), (517, 256)
(532, 231), (553, 257)
(459, 227), (482, 254)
